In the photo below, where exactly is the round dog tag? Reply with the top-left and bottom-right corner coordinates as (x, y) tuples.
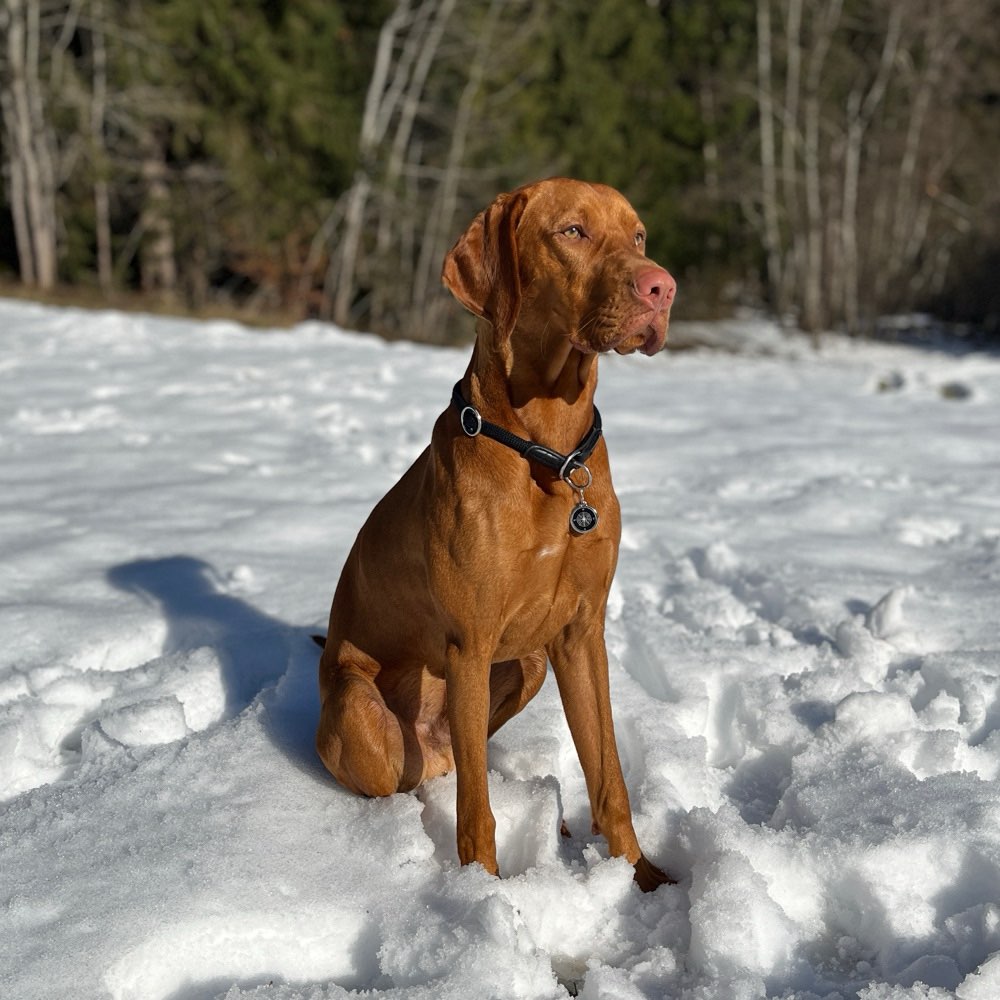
(569, 501), (599, 534)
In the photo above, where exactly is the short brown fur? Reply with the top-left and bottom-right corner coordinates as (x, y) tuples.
(316, 178), (677, 891)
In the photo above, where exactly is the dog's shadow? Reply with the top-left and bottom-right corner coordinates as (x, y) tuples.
(106, 555), (324, 776)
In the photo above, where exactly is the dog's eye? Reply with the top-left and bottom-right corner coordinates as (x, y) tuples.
(561, 225), (584, 239)
(635, 231), (646, 247)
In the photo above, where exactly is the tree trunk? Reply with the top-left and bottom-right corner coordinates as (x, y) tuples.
(756, 0), (783, 315)
(799, 0), (842, 332)
(0, 0), (59, 289)
(371, 0), (456, 330)
(328, 0), (415, 325)
(779, 0), (803, 316)
(138, 129), (177, 299)
(883, 11), (957, 306)
(91, 0), (113, 293)
(412, 0), (501, 331)
(841, 4), (901, 335)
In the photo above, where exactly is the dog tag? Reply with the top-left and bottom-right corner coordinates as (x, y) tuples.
(569, 501), (599, 534)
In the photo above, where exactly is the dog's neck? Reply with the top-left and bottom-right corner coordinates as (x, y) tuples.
(463, 322), (599, 457)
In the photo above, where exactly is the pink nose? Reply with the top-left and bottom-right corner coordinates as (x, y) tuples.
(633, 266), (676, 311)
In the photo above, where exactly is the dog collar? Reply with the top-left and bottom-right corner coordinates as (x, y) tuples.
(451, 382), (601, 535)
(451, 381), (603, 535)
(451, 381), (602, 479)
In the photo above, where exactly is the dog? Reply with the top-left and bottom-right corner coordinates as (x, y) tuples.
(316, 178), (676, 890)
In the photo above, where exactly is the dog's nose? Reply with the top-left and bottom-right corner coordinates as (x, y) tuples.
(633, 266), (676, 311)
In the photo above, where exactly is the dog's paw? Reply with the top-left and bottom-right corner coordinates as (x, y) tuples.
(633, 854), (674, 892)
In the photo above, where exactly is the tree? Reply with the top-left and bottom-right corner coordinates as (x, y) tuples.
(321, 0), (558, 340)
(1, 0), (996, 339)
(750, 0), (1000, 334)
(0, 0), (62, 288)
(320, 0), (747, 341)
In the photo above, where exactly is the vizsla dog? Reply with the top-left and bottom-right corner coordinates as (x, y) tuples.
(316, 178), (676, 891)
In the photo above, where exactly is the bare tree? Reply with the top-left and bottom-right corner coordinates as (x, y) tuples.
(326, 0), (456, 328)
(0, 0), (60, 288)
(319, 0), (549, 341)
(137, 124), (177, 300)
(840, 2), (901, 334)
(756, 0), (784, 316)
(89, 0), (112, 292)
(750, 0), (993, 334)
(410, 0), (504, 332)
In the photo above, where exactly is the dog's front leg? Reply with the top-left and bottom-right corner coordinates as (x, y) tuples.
(548, 617), (669, 890)
(445, 642), (498, 875)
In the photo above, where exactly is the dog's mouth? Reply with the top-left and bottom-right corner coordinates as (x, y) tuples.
(569, 294), (672, 357)
(612, 308), (670, 356)
(572, 318), (669, 357)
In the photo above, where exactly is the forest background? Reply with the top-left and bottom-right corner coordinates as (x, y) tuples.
(1, 0), (998, 345)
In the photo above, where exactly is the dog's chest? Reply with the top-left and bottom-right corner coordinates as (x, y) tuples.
(491, 533), (614, 658)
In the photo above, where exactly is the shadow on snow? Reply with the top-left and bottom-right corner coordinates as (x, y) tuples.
(106, 555), (325, 781)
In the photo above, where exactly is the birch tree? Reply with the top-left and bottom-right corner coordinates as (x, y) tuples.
(0, 0), (59, 288)
(321, 0), (550, 340)
(751, 0), (995, 334)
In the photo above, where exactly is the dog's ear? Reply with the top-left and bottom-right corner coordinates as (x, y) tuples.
(441, 190), (527, 344)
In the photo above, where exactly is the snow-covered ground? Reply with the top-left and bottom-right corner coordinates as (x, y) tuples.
(2, 297), (999, 1000)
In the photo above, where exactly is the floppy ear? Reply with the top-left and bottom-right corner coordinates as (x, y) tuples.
(441, 190), (527, 343)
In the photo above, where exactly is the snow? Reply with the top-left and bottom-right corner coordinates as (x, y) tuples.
(1, 296), (999, 1000)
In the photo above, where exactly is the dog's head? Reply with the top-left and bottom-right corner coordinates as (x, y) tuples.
(442, 178), (676, 357)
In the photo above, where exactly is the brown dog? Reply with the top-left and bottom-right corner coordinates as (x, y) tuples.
(316, 178), (676, 891)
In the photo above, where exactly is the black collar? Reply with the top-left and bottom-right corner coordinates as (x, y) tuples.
(451, 381), (602, 479)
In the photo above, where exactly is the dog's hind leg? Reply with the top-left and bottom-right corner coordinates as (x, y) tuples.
(316, 646), (406, 797)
